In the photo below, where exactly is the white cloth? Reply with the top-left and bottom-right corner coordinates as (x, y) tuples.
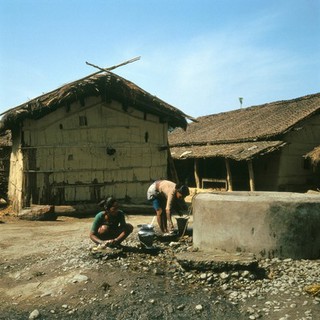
(147, 181), (158, 200)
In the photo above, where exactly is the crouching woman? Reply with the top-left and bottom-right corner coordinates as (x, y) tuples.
(89, 197), (133, 248)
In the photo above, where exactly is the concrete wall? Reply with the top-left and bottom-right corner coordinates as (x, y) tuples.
(193, 192), (320, 259)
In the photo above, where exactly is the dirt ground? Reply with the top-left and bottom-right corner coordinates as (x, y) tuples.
(0, 205), (319, 320)
(0, 206), (243, 320)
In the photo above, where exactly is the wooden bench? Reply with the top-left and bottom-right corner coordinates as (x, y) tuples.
(202, 178), (227, 190)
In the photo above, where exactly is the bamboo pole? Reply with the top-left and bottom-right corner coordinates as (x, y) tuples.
(225, 158), (233, 191)
(85, 56), (141, 72)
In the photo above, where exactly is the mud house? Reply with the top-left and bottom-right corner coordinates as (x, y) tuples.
(169, 93), (320, 192)
(0, 71), (189, 212)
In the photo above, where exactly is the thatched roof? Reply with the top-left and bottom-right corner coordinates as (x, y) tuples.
(0, 131), (12, 147)
(0, 71), (190, 132)
(169, 93), (320, 161)
(305, 146), (320, 166)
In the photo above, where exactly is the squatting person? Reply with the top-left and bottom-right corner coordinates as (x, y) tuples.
(89, 196), (133, 248)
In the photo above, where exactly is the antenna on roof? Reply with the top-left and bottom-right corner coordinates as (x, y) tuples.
(239, 97), (244, 108)
(85, 56), (141, 73)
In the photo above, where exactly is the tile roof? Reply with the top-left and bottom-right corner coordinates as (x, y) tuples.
(171, 141), (286, 161)
(169, 93), (320, 146)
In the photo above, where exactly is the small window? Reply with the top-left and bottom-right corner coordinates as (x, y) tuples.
(68, 154), (73, 161)
(106, 147), (116, 156)
(145, 131), (149, 143)
(79, 116), (87, 126)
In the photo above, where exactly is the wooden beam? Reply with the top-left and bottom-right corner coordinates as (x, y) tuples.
(225, 158), (233, 191)
(248, 159), (255, 191)
(194, 159), (200, 189)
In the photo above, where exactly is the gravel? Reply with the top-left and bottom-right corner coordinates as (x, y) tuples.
(1, 228), (319, 319)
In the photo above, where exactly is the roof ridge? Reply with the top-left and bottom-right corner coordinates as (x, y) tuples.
(197, 92), (320, 120)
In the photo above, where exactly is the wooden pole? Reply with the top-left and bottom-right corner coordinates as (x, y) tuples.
(167, 141), (179, 183)
(85, 56), (141, 72)
(225, 158), (233, 191)
(248, 159), (255, 191)
(194, 159), (200, 189)
(0, 56), (141, 117)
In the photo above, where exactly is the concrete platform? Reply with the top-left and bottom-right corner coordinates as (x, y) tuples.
(192, 191), (320, 259)
(176, 250), (258, 272)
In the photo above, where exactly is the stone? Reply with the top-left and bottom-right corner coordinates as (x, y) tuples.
(18, 205), (57, 221)
(29, 309), (40, 319)
(71, 274), (89, 283)
(177, 304), (185, 310)
(195, 304), (203, 311)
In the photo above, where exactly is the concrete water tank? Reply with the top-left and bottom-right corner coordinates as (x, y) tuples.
(192, 192), (320, 259)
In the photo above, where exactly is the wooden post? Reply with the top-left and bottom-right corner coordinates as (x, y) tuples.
(194, 159), (200, 189)
(225, 158), (233, 191)
(167, 144), (179, 183)
(248, 160), (255, 191)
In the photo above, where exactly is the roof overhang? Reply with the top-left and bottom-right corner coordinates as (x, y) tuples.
(170, 140), (286, 161)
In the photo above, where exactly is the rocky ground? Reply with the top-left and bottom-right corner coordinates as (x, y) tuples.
(0, 207), (319, 320)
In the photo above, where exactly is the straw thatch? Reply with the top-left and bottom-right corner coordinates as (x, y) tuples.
(0, 71), (190, 131)
(0, 131), (11, 147)
(169, 93), (320, 160)
(305, 146), (320, 165)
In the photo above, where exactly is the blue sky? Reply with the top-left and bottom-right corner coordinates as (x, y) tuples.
(0, 0), (319, 118)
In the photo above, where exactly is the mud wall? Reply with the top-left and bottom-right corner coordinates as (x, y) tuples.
(0, 146), (10, 200)
(10, 96), (169, 211)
